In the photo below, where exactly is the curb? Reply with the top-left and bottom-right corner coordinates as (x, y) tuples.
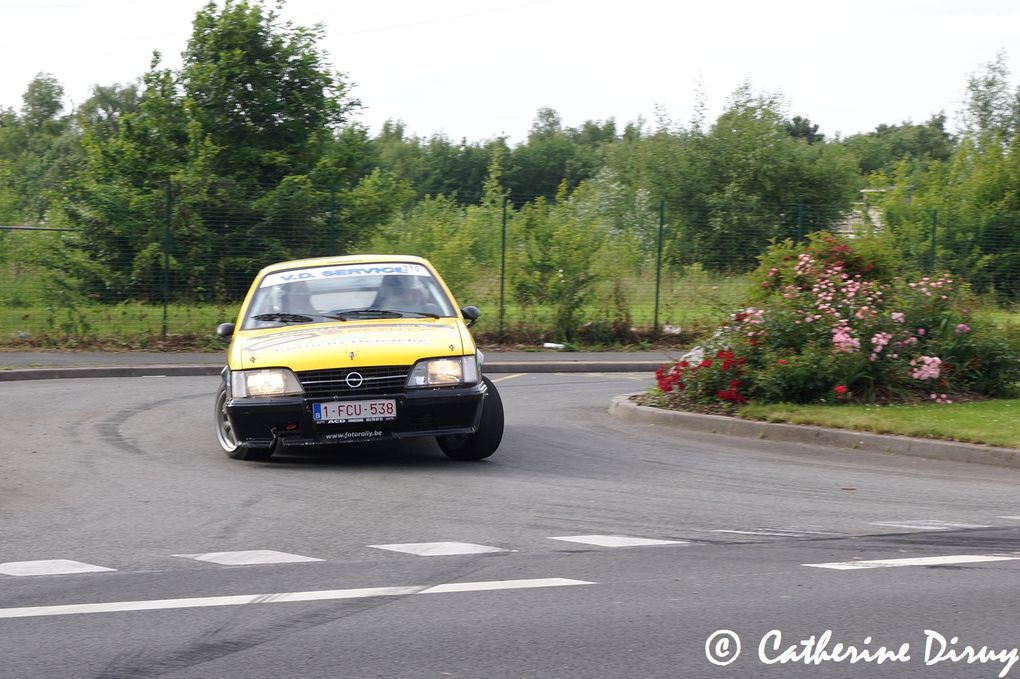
(609, 393), (1020, 471)
(0, 361), (663, 382)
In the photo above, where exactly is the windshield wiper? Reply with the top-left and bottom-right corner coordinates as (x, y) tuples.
(331, 308), (441, 320)
(251, 313), (322, 324)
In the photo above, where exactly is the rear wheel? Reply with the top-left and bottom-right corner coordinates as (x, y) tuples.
(437, 377), (504, 461)
(215, 384), (273, 461)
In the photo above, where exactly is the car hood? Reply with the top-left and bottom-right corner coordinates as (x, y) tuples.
(229, 318), (474, 372)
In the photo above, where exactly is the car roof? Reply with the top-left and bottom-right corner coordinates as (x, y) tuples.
(256, 254), (431, 277)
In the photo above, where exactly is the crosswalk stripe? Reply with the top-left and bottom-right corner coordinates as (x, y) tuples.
(548, 535), (687, 547)
(0, 560), (115, 577)
(0, 578), (594, 620)
(369, 542), (508, 556)
(174, 550), (324, 566)
(805, 554), (1020, 570)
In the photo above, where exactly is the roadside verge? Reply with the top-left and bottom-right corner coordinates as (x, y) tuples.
(609, 393), (1020, 470)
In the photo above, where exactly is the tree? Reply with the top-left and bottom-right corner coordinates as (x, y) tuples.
(959, 50), (1020, 142)
(180, 0), (357, 187)
(64, 1), (388, 302)
(786, 115), (824, 144)
(504, 108), (615, 203)
(842, 114), (955, 176)
(20, 73), (64, 129)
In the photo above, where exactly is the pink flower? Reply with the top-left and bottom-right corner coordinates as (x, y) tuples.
(891, 312), (905, 323)
(910, 356), (942, 381)
(917, 328), (926, 336)
(955, 323), (971, 335)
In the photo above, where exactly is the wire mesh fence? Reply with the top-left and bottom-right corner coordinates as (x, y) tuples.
(1, 186), (1017, 347)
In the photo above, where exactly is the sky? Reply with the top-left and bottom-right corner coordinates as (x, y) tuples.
(2, 0), (1018, 143)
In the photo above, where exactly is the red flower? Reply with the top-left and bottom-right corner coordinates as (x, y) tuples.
(700, 358), (713, 368)
(834, 385), (848, 394)
(777, 359), (787, 365)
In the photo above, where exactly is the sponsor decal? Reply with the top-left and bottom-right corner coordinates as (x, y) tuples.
(324, 430), (385, 441)
(242, 323), (451, 352)
(260, 264), (429, 288)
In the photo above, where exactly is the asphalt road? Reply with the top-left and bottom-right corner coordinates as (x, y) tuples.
(2, 372), (1020, 679)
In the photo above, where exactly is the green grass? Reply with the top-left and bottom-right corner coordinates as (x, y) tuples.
(0, 302), (238, 349)
(739, 399), (1020, 449)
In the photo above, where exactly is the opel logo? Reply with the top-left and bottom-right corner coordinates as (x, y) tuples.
(345, 372), (364, 389)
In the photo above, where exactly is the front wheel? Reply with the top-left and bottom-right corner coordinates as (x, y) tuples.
(215, 383), (273, 461)
(437, 377), (504, 461)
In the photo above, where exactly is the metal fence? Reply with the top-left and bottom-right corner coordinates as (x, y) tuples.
(1, 191), (1017, 347)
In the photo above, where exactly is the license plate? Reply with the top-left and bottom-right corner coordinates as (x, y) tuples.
(313, 399), (397, 423)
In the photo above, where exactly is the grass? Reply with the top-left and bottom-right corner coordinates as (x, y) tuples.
(738, 399), (1020, 449)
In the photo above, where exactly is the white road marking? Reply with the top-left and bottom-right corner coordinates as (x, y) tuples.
(869, 520), (992, 531)
(174, 550), (324, 566)
(806, 554), (1020, 571)
(548, 535), (688, 547)
(0, 560), (116, 577)
(999, 516), (1020, 521)
(490, 373), (525, 384)
(369, 542), (508, 556)
(0, 578), (593, 619)
(710, 529), (838, 537)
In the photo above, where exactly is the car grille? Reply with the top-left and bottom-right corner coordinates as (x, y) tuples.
(297, 366), (409, 399)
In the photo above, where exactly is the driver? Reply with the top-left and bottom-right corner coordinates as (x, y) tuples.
(376, 275), (431, 311)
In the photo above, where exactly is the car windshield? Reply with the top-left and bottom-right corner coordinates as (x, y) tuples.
(242, 262), (457, 329)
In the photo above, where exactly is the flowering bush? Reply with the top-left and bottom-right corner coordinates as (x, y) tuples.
(655, 233), (1020, 406)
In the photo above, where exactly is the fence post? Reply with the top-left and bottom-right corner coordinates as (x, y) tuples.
(162, 180), (172, 339)
(499, 196), (507, 340)
(930, 209), (937, 273)
(328, 187), (338, 255)
(653, 200), (665, 337)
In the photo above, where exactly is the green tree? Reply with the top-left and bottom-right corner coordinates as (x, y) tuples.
(180, 0), (356, 187)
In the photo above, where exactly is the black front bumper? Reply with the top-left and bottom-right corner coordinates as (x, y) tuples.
(224, 381), (487, 450)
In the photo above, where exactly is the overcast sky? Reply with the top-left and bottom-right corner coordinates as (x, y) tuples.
(2, 0), (1018, 142)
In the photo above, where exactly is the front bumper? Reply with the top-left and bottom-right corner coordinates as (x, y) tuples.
(224, 381), (487, 450)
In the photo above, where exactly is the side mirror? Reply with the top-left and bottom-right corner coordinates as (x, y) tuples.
(460, 305), (481, 327)
(216, 322), (235, 339)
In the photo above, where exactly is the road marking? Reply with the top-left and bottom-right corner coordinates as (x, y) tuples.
(869, 520), (992, 531)
(711, 529), (839, 537)
(805, 554), (1020, 571)
(548, 535), (688, 547)
(174, 550), (324, 566)
(490, 373), (525, 384)
(0, 560), (116, 577)
(0, 578), (594, 620)
(369, 542), (509, 556)
(999, 516), (1020, 521)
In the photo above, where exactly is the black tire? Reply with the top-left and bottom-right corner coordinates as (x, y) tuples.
(215, 384), (274, 461)
(437, 377), (504, 461)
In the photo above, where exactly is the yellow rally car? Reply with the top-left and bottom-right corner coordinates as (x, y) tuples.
(214, 255), (503, 462)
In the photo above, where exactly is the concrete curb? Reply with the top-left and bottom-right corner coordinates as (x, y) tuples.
(0, 360), (663, 382)
(609, 393), (1020, 470)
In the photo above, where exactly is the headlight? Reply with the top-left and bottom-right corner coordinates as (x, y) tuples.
(406, 356), (479, 388)
(230, 369), (304, 397)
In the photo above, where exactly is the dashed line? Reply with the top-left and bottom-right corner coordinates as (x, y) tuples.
(805, 554), (1020, 571)
(0, 578), (595, 620)
(869, 520), (992, 531)
(710, 529), (839, 538)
